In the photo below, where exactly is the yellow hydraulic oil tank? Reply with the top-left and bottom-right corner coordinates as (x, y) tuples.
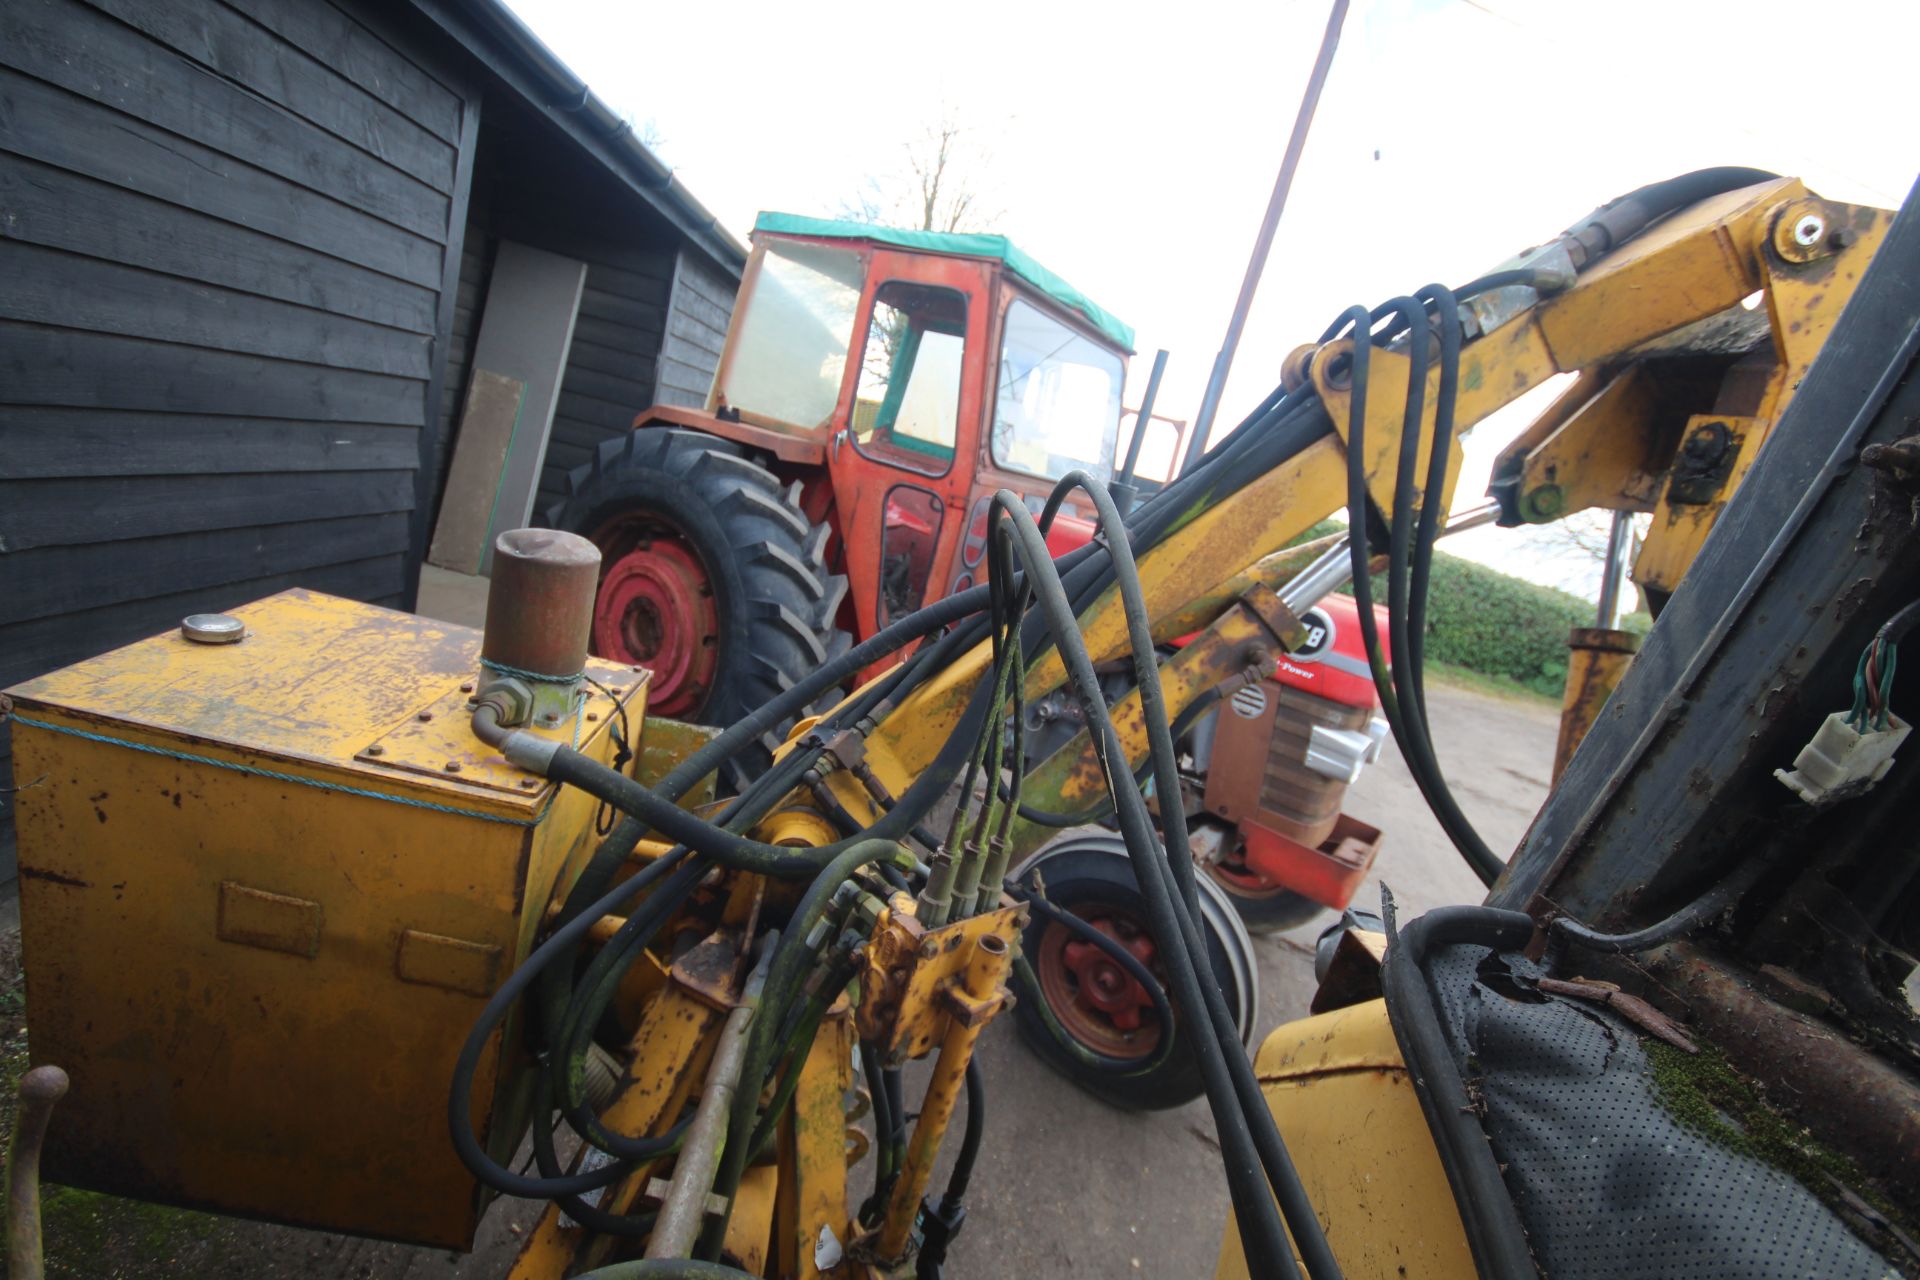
(4, 589), (647, 1249)
(1214, 999), (1476, 1279)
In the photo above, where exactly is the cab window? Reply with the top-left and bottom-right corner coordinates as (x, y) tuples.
(850, 282), (967, 477)
(719, 241), (865, 430)
(990, 299), (1123, 484)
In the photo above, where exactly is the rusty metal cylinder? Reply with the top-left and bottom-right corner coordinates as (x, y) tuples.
(481, 528), (601, 679)
(480, 529), (601, 728)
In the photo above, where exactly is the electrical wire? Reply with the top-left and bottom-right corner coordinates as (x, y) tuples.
(1850, 598), (1919, 730)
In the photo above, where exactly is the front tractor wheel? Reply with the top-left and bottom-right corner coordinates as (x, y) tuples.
(544, 428), (848, 778)
(1012, 834), (1259, 1111)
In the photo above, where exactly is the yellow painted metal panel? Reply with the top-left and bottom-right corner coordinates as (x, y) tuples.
(5, 590), (645, 1249)
(1215, 1001), (1475, 1280)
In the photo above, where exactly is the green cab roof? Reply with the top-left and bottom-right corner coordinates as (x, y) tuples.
(752, 211), (1134, 354)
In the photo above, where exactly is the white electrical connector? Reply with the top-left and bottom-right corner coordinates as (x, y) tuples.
(1774, 711), (1910, 806)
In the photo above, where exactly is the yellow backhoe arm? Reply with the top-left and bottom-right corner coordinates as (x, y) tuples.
(832, 177), (1887, 831)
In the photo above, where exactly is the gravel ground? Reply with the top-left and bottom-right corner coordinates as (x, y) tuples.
(1, 675), (1558, 1279)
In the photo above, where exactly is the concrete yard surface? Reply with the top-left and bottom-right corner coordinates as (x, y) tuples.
(1, 653), (1559, 1278)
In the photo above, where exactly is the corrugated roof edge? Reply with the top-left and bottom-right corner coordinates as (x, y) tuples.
(410, 0), (749, 274)
(753, 212), (1136, 354)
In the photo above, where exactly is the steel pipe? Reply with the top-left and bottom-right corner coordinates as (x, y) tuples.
(646, 934), (778, 1259)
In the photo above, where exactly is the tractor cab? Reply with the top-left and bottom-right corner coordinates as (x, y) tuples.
(546, 213), (1133, 759)
(712, 214), (1136, 633)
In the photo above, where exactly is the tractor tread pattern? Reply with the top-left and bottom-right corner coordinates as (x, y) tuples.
(543, 427), (852, 782)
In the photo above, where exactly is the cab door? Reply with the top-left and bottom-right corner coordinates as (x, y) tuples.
(827, 249), (992, 644)
(942, 290), (1130, 602)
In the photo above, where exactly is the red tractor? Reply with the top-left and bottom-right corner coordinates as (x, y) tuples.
(546, 214), (1386, 932)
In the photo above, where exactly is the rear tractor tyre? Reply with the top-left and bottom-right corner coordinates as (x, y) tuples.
(543, 428), (849, 782)
(1011, 833), (1259, 1111)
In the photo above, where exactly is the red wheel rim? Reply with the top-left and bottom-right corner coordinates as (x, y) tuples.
(588, 513), (720, 717)
(1206, 837), (1291, 901)
(1034, 901), (1165, 1060)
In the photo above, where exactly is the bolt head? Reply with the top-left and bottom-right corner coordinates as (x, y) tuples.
(1793, 214), (1826, 247)
(518, 778), (538, 789)
(417, 710), (433, 722)
(459, 681), (475, 693)
(1523, 483), (1566, 520)
(366, 744), (385, 757)
(443, 761), (462, 773)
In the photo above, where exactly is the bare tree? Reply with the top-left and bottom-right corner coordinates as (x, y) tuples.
(841, 112), (1002, 234)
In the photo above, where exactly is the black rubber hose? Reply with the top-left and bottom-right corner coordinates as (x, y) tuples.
(942, 1059), (986, 1206)
(447, 843), (696, 1199)
(999, 490), (1345, 1278)
(1379, 907), (1538, 1279)
(1043, 471), (1202, 922)
(537, 579), (1000, 936)
(529, 691), (985, 877)
(1406, 284), (1463, 708)
(1378, 295), (1437, 789)
(551, 859), (713, 1159)
(859, 1040), (897, 1224)
(1557, 166), (1780, 270)
(984, 493), (1312, 1280)
(1333, 305), (1505, 887)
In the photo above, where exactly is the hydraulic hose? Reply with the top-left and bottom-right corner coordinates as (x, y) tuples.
(447, 843), (697, 1200)
(986, 493), (1326, 1280)
(502, 701), (981, 878)
(1555, 167), (1780, 270)
(1044, 471), (1202, 922)
(943, 1059), (986, 1206)
(859, 1040), (899, 1225)
(1332, 304), (1506, 887)
(1003, 489), (1343, 1278)
(697, 839), (904, 1258)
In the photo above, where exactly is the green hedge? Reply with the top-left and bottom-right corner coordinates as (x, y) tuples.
(1343, 551), (1598, 699)
(1282, 521), (1606, 698)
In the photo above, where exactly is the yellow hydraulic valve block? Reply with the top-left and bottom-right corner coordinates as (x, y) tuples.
(4, 588), (646, 1249)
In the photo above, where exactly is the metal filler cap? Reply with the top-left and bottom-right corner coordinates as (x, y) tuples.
(181, 613), (246, 645)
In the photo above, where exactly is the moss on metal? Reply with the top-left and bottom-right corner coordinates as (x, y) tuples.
(1644, 1039), (1916, 1252)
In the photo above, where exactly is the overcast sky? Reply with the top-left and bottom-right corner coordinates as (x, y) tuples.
(504, 0), (1917, 605)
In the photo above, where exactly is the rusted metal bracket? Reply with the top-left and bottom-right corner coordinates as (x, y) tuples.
(1239, 582), (1310, 654)
(857, 896), (1027, 1064)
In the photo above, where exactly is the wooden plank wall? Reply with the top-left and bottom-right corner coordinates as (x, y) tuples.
(0, 0), (474, 782)
(657, 247), (737, 410)
(537, 246), (677, 515)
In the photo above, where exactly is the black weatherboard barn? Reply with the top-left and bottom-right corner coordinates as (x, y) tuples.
(0, 0), (746, 877)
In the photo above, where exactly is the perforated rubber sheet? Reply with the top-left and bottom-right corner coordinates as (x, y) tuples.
(1420, 942), (1901, 1278)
